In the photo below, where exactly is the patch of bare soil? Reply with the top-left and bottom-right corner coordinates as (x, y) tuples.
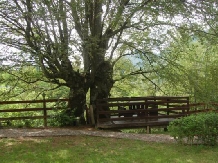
(0, 126), (176, 143)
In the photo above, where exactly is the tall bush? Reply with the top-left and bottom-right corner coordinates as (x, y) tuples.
(168, 112), (218, 145)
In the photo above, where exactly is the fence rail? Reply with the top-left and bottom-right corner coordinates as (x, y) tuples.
(0, 98), (68, 127)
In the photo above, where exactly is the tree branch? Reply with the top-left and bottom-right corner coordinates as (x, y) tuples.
(141, 73), (166, 95)
(114, 69), (156, 82)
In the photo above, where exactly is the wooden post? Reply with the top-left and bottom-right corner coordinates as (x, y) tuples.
(146, 126), (151, 134)
(187, 97), (189, 116)
(42, 93), (47, 127)
(90, 105), (95, 125)
(145, 99), (148, 121)
(167, 98), (169, 115)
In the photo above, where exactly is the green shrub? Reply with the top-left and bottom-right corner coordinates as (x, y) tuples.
(49, 102), (77, 127)
(49, 108), (76, 127)
(168, 112), (218, 145)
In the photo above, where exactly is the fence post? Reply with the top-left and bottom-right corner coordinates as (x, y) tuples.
(42, 93), (47, 127)
(167, 98), (170, 115)
(187, 97), (190, 115)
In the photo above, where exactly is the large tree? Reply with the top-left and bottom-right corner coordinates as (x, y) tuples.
(0, 0), (215, 121)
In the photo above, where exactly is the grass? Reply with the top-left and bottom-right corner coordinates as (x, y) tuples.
(0, 136), (218, 163)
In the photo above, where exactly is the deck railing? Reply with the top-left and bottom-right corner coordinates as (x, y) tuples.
(96, 96), (218, 131)
(96, 96), (190, 130)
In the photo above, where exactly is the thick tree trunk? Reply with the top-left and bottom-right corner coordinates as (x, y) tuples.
(90, 61), (114, 103)
(90, 61), (114, 121)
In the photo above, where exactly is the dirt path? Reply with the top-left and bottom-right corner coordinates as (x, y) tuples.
(0, 127), (176, 143)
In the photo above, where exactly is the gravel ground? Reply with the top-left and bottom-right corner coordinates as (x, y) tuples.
(0, 127), (176, 143)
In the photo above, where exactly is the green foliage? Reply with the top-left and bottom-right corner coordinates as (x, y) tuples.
(111, 56), (154, 97)
(0, 66), (69, 101)
(122, 128), (148, 134)
(50, 110), (76, 127)
(0, 66), (70, 127)
(2, 0), (209, 102)
(49, 102), (76, 127)
(158, 31), (218, 102)
(168, 112), (218, 145)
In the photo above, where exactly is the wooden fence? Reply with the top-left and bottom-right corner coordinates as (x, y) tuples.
(1, 96), (218, 129)
(188, 102), (218, 114)
(0, 97), (68, 127)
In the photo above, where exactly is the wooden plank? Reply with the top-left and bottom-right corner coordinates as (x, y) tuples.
(0, 99), (68, 105)
(98, 114), (186, 122)
(97, 100), (188, 106)
(0, 116), (51, 121)
(96, 96), (188, 102)
(97, 121), (171, 129)
(188, 109), (216, 114)
(0, 108), (54, 112)
(97, 108), (189, 115)
(97, 102), (147, 107)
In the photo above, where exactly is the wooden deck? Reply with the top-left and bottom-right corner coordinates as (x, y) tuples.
(97, 116), (175, 128)
(96, 96), (189, 132)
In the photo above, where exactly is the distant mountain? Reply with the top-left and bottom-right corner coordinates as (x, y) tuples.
(126, 54), (143, 67)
